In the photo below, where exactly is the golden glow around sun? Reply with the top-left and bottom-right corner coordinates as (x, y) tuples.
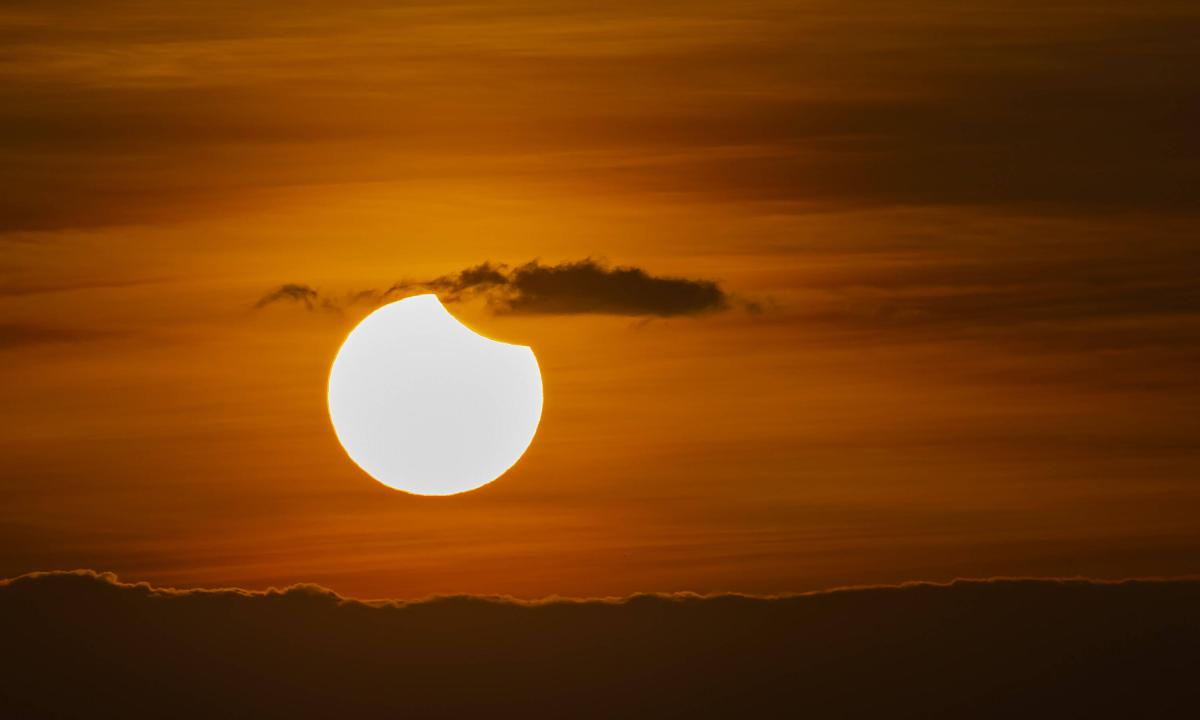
(327, 295), (543, 496)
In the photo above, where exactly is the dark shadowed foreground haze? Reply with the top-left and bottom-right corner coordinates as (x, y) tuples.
(3, 571), (1197, 718)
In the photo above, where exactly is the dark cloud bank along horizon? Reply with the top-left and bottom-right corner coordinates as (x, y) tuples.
(4, 570), (1199, 718)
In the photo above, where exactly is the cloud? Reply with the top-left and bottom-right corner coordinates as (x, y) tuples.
(3, 1), (1198, 232)
(0, 322), (112, 350)
(252, 283), (373, 313)
(390, 259), (729, 316)
(260, 259), (733, 317)
(3, 570), (1198, 718)
(253, 283), (324, 311)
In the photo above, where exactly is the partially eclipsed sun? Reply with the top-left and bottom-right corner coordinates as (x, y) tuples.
(327, 294), (543, 496)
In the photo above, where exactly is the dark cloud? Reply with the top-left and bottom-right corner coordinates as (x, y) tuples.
(264, 259), (732, 317)
(253, 283), (323, 311)
(3, 570), (1198, 718)
(504, 260), (727, 316)
(391, 259), (729, 316)
(386, 262), (510, 303)
(251, 283), (374, 314)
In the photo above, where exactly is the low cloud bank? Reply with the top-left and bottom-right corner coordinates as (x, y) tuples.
(3, 570), (1198, 718)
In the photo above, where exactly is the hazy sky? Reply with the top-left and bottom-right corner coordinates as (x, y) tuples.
(2, 0), (1198, 598)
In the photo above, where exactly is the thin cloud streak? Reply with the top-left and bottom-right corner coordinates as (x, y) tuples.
(3, 1), (1198, 231)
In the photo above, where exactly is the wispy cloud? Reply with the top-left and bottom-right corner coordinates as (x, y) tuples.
(0, 323), (112, 350)
(4, 1), (1198, 231)
(252, 284), (324, 311)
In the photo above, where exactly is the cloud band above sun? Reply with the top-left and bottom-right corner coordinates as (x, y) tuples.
(256, 258), (737, 317)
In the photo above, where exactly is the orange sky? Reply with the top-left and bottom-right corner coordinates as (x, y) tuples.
(2, 0), (1199, 598)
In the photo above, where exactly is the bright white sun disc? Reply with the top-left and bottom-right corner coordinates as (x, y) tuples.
(327, 294), (543, 495)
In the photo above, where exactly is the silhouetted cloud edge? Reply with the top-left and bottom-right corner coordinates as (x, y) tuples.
(8, 568), (1200, 717)
(255, 258), (743, 317)
(6, 568), (1197, 607)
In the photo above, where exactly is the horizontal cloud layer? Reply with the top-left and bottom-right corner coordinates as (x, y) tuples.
(257, 259), (731, 316)
(3, 1), (1199, 231)
(4, 570), (1198, 718)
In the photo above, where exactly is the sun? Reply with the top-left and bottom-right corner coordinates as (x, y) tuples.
(327, 294), (543, 496)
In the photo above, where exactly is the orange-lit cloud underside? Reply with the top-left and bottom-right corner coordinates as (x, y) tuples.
(1, 0), (1198, 598)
